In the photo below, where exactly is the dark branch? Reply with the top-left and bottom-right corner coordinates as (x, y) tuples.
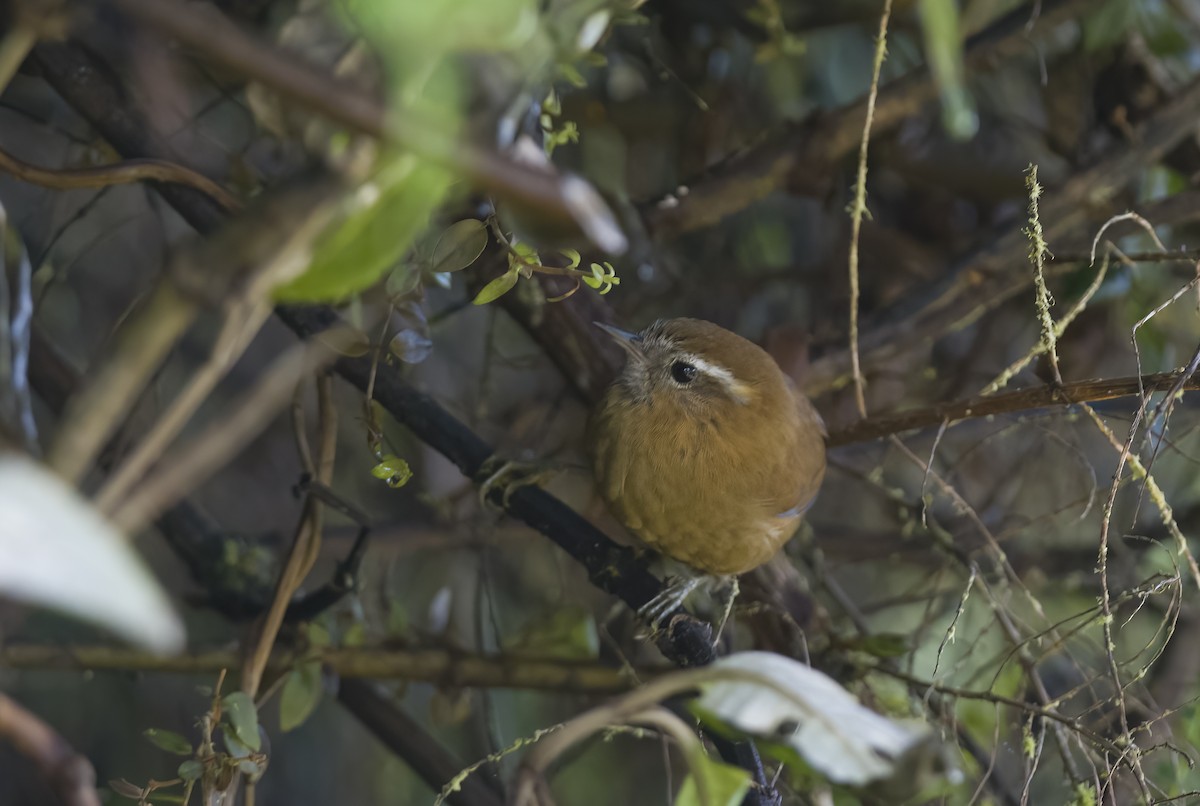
(826, 370), (1200, 446)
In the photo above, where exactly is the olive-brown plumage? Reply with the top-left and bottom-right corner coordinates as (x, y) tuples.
(589, 318), (826, 580)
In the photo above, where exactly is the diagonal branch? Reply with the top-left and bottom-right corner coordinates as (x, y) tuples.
(825, 370), (1200, 446)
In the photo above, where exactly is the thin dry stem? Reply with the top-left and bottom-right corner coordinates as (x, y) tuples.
(109, 328), (354, 533)
(846, 0), (894, 419)
(242, 373), (337, 697)
(1024, 164), (1062, 385)
(94, 300), (272, 514)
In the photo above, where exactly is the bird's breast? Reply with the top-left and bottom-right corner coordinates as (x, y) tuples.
(590, 392), (821, 576)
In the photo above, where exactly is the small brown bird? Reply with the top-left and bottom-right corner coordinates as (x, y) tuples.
(589, 318), (827, 621)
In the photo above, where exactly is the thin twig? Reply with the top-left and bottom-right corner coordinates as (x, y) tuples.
(0, 644), (659, 693)
(109, 327), (354, 533)
(1024, 164), (1061, 385)
(846, 0), (893, 419)
(0, 145), (241, 211)
(0, 692), (101, 806)
(825, 370), (1200, 446)
(241, 374), (337, 698)
(93, 300), (272, 514)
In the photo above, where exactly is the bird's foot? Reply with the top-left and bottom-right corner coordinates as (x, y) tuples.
(476, 457), (558, 510)
(637, 575), (704, 634)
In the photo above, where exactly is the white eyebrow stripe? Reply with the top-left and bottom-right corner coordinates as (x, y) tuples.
(681, 353), (750, 403)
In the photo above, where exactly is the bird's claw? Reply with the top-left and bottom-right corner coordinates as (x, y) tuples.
(477, 457), (556, 510)
(636, 576), (703, 634)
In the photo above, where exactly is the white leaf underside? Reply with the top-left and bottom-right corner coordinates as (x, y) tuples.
(699, 651), (929, 786)
(0, 456), (184, 652)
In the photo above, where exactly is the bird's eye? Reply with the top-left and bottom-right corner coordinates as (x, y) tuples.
(670, 360), (698, 384)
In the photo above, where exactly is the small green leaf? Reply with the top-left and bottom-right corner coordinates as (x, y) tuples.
(676, 755), (751, 806)
(429, 219), (488, 273)
(177, 760), (204, 782)
(472, 268), (520, 305)
(560, 248), (581, 270)
(558, 62), (587, 88)
(583, 262), (620, 294)
(222, 691), (262, 751)
(144, 728), (193, 756)
(844, 633), (911, 659)
(280, 661), (323, 732)
(221, 724), (254, 759)
(370, 454), (413, 488)
(385, 263), (422, 299)
(306, 621), (332, 648)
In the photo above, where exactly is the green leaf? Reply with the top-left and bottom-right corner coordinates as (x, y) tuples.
(472, 268), (520, 305)
(429, 219), (488, 273)
(222, 691), (262, 751)
(370, 454), (413, 488)
(280, 661), (323, 732)
(918, 0), (977, 140)
(143, 728), (193, 756)
(676, 755), (751, 806)
(1083, 0), (1138, 51)
(845, 633), (911, 659)
(178, 760), (205, 782)
(274, 154), (454, 302)
(504, 606), (599, 659)
(560, 248), (581, 270)
(385, 263), (422, 300)
(221, 724), (254, 759)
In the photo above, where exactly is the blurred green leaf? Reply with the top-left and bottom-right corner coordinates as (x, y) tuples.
(919, 0), (978, 140)
(473, 267), (520, 304)
(280, 661), (323, 732)
(385, 263), (422, 300)
(1083, 0), (1138, 51)
(144, 728), (193, 756)
(222, 691), (262, 751)
(843, 632), (911, 659)
(505, 606), (599, 659)
(274, 154), (453, 302)
(676, 755), (751, 806)
(178, 760), (204, 782)
(429, 219), (488, 273)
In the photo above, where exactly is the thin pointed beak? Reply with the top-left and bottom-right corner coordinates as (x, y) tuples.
(594, 322), (644, 359)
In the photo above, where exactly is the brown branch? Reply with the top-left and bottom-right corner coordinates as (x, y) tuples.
(826, 370), (1200, 446)
(240, 374), (337, 698)
(99, 0), (625, 253)
(0, 644), (660, 694)
(641, 0), (1092, 237)
(0, 144), (242, 211)
(0, 692), (100, 806)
